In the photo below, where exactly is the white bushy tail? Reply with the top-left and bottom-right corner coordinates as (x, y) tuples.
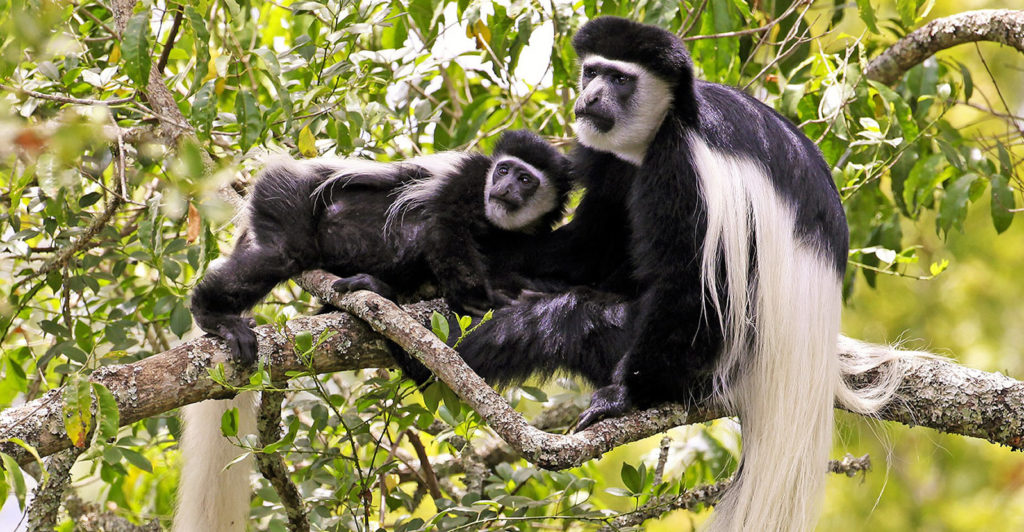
(834, 334), (931, 413)
(690, 134), (912, 531)
(174, 391), (257, 532)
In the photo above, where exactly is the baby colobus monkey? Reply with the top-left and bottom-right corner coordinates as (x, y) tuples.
(176, 130), (571, 532)
(190, 130), (572, 366)
(457, 17), (913, 532)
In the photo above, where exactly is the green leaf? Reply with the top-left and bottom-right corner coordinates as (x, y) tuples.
(170, 301), (192, 338)
(119, 447), (153, 472)
(74, 319), (94, 353)
(902, 154), (947, 213)
(408, 0), (441, 37)
(294, 330), (313, 354)
(937, 173), (979, 237)
(192, 80), (217, 139)
(957, 61), (973, 100)
(519, 386), (547, 403)
(439, 382), (462, 416)
(91, 383), (120, 443)
(208, 363), (228, 386)
(62, 374), (94, 448)
(235, 90), (262, 151)
(620, 462), (641, 493)
(0, 454), (26, 509)
(185, 6), (210, 93)
(729, 0), (753, 19)
(605, 487), (633, 498)
(997, 142), (1014, 177)
(990, 174), (1015, 234)
(0, 466), (8, 507)
(122, 12), (152, 87)
(456, 314), (472, 335)
(855, 0), (879, 33)
(896, 0), (916, 25)
(221, 407), (240, 437)
(422, 381), (442, 412)
(430, 311), (449, 343)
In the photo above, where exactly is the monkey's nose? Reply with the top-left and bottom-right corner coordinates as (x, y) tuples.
(491, 184), (513, 200)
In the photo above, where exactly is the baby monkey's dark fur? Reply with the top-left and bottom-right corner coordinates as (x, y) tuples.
(191, 130), (572, 367)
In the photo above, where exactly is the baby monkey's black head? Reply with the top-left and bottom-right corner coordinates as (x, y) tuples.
(485, 130), (572, 232)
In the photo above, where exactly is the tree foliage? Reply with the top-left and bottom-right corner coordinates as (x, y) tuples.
(0, 0), (1020, 529)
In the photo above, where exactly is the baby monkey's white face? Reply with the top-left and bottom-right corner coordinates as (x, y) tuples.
(574, 56), (674, 166)
(484, 155), (558, 232)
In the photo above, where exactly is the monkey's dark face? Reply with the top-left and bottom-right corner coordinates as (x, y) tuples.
(485, 156), (558, 231)
(575, 63), (637, 133)
(574, 56), (674, 166)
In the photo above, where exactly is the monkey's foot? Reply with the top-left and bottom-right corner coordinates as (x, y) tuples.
(575, 384), (632, 431)
(332, 274), (394, 298)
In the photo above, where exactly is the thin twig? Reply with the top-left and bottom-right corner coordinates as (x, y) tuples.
(652, 436), (671, 486)
(74, 2), (120, 38)
(974, 42), (1024, 144)
(156, 4), (185, 74)
(0, 83), (134, 106)
(406, 430), (442, 500)
(679, 0), (709, 38)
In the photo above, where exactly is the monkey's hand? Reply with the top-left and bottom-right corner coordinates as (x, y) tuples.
(574, 384), (632, 431)
(193, 308), (259, 366)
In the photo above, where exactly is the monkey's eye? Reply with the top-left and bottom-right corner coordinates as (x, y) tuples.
(517, 174), (531, 184)
(497, 165), (509, 175)
(612, 74), (630, 85)
(583, 67), (597, 78)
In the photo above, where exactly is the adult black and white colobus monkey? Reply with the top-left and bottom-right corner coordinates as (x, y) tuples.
(176, 131), (572, 531)
(458, 17), (912, 531)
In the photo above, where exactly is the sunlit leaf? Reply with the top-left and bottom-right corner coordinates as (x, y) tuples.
(62, 374), (94, 448)
(235, 90), (262, 151)
(122, 12), (152, 87)
(298, 125), (318, 157)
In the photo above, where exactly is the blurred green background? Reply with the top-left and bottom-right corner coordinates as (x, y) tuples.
(1, 0), (1021, 529)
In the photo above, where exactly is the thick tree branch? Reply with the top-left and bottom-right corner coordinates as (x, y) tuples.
(865, 9), (1024, 85)
(3, 270), (1023, 471)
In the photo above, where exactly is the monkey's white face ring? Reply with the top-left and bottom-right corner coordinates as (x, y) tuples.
(574, 55), (674, 166)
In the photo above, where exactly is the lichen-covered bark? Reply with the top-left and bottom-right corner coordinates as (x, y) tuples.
(26, 447), (84, 531)
(865, 9), (1024, 85)
(256, 389), (310, 532)
(846, 356), (1024, 449)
